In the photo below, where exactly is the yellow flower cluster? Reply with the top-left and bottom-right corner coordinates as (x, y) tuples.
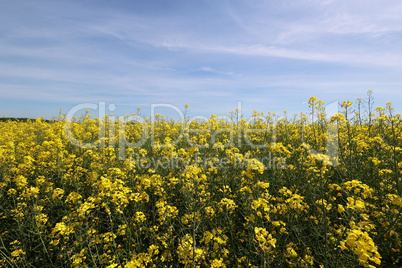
(255, 227), (277, 252)
(340, 229), (382, 267)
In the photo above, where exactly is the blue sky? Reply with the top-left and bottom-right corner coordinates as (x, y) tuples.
(1, 0), (402, 120)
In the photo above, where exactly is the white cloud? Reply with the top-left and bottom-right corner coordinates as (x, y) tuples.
(1, 0), (402, 118)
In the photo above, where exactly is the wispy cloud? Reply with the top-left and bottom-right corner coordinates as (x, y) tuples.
(1, 0), (402, 118)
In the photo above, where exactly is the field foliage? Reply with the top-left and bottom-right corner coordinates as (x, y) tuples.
(1, 94), (401, 267)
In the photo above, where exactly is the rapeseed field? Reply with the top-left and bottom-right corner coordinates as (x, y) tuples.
(1, 94), (401, 267)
